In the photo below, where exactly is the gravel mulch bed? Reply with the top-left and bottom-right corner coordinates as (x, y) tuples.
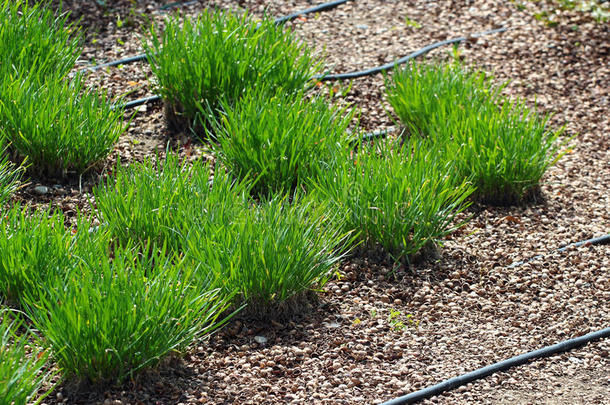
(12, 0), (609, 404)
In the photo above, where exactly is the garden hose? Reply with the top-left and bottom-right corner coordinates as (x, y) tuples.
(117, 26), (509, 110)
(84, 0), (352, 71)
(380, 326), (610, 404)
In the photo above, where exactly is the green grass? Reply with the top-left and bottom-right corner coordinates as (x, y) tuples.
(0, 146), (23, 206)
(95, 154), (353, 314)
(0, 0), (81, 80)
(209, 88), (355, 196)
(311, 137), (474, 261)
(94, 154), (250, 253)
(23, 245), (232, 384)
(385, 61), (565, 204)
(0, 207), (108, 307)
(184, 194), (355, 313)
(144, 9), (322, 134)
(0, 311), (54, 405)
(0, 72), (127, 176)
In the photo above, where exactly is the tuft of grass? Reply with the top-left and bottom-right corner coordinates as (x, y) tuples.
(209, 88), (355, 197)
(311, 137), (473, 261)
(0, 207), (109, 307)
(0, 145), (23, 206)
(0, 311), (54, 405)
(443, 98), (565, 203)
(385, 62), (497, 136)
(0, 0), (81, 80)
(143, 10), (322, 134)
(184, 194), (355, 313)
(23, 245), (232, 384)
(94, 154), (250, 253)
(385, 61), (565, 204)
(0, 72), (127, 176)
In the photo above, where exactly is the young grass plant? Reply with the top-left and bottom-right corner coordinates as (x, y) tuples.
(23, 245), (232, 384)
(311, 138), (474, 262)
(385, 61), (565, 204)
(144, 10), (322, 134)
(0, 206), (108, 307)
(0, 146), (23, 206)
(445, 99), (565, 203)
(209, 88), (355, 197)
(94, 154), (250, 253)
(184, 194), (354, 314)
(0, 311), (54, 405)
(0, 72), (127, 176)
(0, 0), (81, 79)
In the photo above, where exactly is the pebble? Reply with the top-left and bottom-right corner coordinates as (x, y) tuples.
(33, 185), (49, 195)
(254, 336), (267, 344)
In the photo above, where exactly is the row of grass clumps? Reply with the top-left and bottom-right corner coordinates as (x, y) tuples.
(0, 4), (567, 401)
(0, 0), (126, 178)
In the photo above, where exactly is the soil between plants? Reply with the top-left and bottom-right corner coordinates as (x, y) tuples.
(14, 1), (610, 404)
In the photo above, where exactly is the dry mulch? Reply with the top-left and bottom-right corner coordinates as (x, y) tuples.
(14, 0), (610, 404)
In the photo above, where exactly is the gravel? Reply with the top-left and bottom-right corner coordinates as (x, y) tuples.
(16, 0), (610, 404)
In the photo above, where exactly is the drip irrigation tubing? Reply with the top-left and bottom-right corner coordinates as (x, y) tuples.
(159, 0), (198, 11)
(380, 326), (610, 405)
(83, 0), (352, 71)
(508, 233), (610, 268)
(315, 26), (508, 81)
(116, 26), (509, 110)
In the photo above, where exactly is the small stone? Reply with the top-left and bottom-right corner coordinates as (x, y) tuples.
(34, 185), (49, 195)
(254, 336), (267, 344)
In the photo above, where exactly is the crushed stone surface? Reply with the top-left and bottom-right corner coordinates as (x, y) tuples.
(13, 1), (610, 404)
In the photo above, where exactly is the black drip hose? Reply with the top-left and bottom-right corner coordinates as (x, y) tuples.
(380, 326), (610, 404)
(314, 27), (508, 81)
(117, 27), (508, 110)
(83, 0), (352, 72)
(508, 233), (610, 268)
(159, 0), (198, 11)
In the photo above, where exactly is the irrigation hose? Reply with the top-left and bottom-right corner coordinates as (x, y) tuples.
(314, 27), (508, 81)
(508, 233), (610, 268)
(83, 0), (352, 71)
(380, 326), (610, 405)
(116, 27), (508, 110)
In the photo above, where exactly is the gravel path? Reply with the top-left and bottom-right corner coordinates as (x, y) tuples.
(23, 0), (610, 404)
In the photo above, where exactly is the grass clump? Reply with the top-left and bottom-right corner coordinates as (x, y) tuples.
(94, 154), (250, 253)
(209, 88), (355, 196)
(144, 10), (322, 133)
(385, 61), (565, 204)
(0, 311), (54, 405)
(184, 194), (354, 314)
(0, 207), (108, 307)
(0, 147), (23, 206)
(0, 0), (81, 79)
(0, 73), (127, 176)
(311, 138), (473, 262)
(23, 246), (231, 384)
